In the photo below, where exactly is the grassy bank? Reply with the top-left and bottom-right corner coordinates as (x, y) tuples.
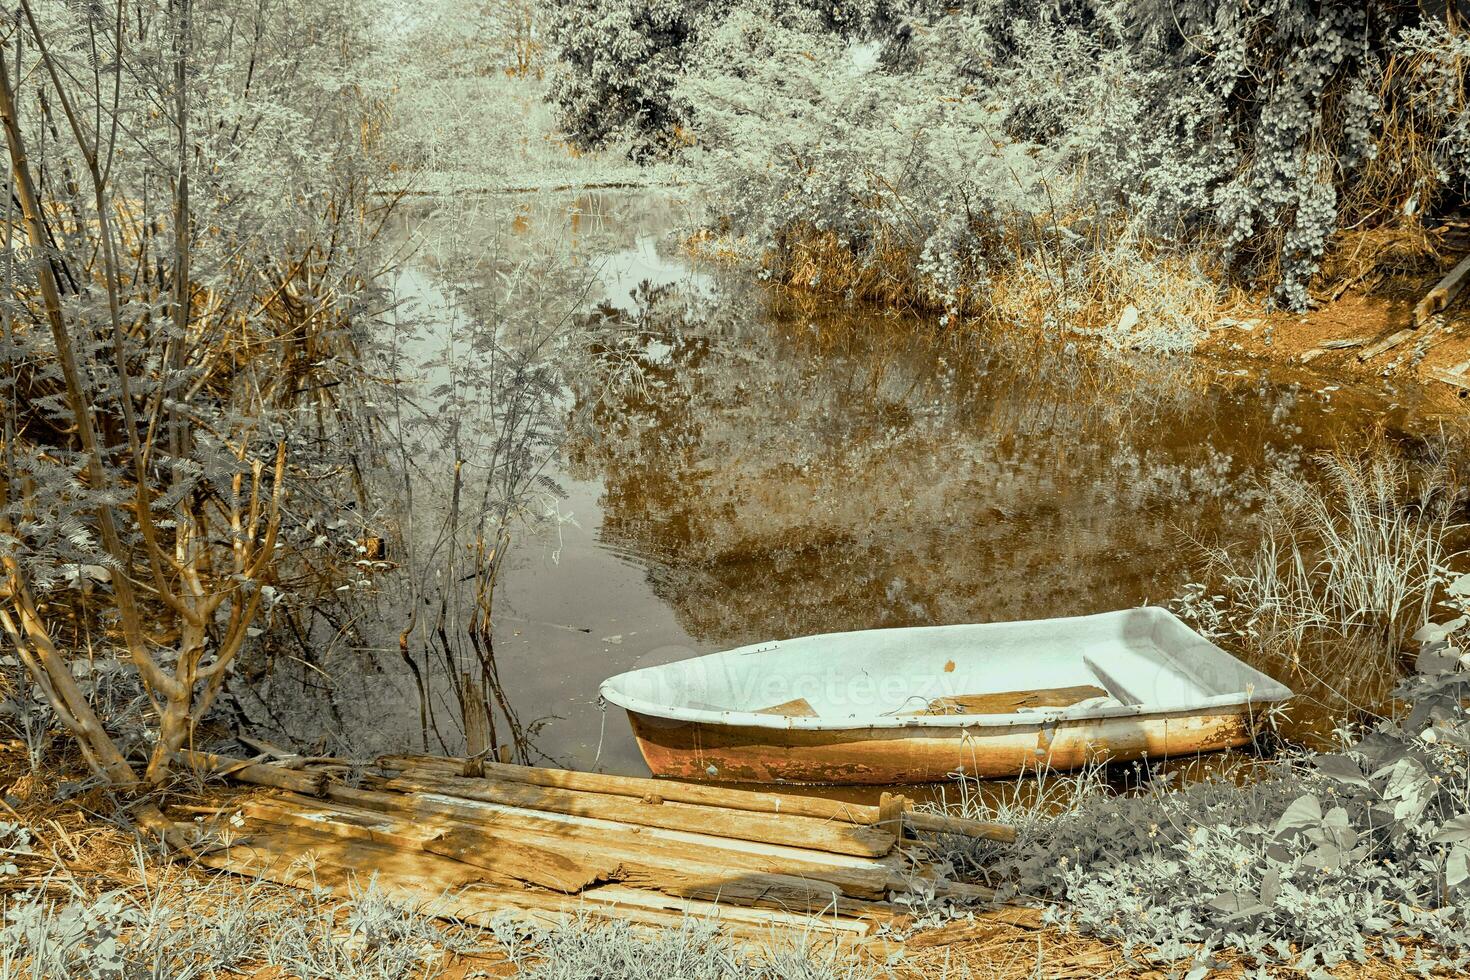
(545, 0), (1469, 378)
(6, 2), (1470, 978)
(914, 446), (1470, 976)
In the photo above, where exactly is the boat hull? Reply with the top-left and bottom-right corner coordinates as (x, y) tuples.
(626, 706), (1263, 784)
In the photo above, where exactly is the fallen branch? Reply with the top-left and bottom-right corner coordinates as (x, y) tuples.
(1413, 253), (1470, 328)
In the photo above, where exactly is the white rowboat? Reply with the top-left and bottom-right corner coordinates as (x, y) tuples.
(600, 607), (1292, 784)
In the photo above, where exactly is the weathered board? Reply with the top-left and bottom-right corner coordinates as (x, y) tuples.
(194, 753), (1010, 950)
(373, 756), (1015, 842)
(379, 771), (899, 857)
(201, 824), (872, 941)
(900, 685), (1109, 716)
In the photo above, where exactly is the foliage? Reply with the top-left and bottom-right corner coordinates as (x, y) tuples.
(0, 872), (466, 979)
(490, 911), (877, 979)
(545, 0), (701, 156)
(674, 3), (1228, 346)
(542, 0), (916, 156)
(548, 0), (1470, 311)
(0, 0), (395, 791)
(935, 607), (1470, 974)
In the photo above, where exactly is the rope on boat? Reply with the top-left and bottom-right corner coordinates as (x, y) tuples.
(593, 694), (608, 767)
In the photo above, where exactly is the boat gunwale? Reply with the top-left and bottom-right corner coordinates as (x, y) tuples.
(604, 690), (1289, 731)
(599, 609), (1293, 732)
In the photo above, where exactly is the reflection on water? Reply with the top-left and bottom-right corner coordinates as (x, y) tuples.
(246, 190), (1433, 794)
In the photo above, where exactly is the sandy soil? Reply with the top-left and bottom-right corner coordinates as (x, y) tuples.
(1204, 263), (1470, 419)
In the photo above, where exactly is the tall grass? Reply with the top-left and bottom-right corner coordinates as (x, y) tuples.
(490, 912), (879, 980)
(1179, 446), (1465, 673)
(0, 848), (471, 979)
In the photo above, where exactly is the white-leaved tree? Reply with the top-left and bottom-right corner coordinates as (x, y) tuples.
(0, 0), (394, 823)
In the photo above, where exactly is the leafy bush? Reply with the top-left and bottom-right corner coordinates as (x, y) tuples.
(544, 0), (701, 155)
(543, 0), (920, 156)
(675, 3), (1225, 346)
(932, 592), (1470, 974)
(548, 0), (1470, 311)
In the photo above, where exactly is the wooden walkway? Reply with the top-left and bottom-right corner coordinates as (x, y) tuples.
(194, 752), (1016, 945)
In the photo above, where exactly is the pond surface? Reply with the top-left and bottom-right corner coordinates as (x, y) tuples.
(247, 190), (1440, 798)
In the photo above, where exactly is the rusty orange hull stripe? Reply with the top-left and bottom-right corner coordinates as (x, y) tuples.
(627, 709), (1258, 784)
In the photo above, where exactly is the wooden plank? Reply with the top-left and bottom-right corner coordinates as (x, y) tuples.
(1414, 253), (1470, 327)
(571, 883), (874, 937)
(1301, 336), (1369, 363)
(379, 758), (1014, 843)
(753, 698), (819, 717)
(176, 749), (325, 795)
(381, 772), (898, 858)
(378, 754), (468, 776)
(205, 824), (487, 894)
(244, 800), (617, 893)
(201, 825), (680, 935)
(327, 786), (902, 875)
(302, 790), (898, 900)
(899, 685), (1107, 717)
(424, 824), (889, 919)
(203, 824), (872, 941)
(244, 799), (444, 849)
(1428, 367), (1470, 392)
(1359, 327), (1418, 361)
(423, 828), (621, 894)
(877, 793), (905, 839)
(312, 788), (989, 904)
(379, 757), (881, 826)
(905, 810), (1017, 843)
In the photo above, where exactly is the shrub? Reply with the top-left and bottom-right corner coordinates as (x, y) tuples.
(543, 0), (923, 155)
(548, 0), (1470, 310)
(674, 3), (1225, 345)
(544, 0), (706, 155)
(934, 606), (1470, 973)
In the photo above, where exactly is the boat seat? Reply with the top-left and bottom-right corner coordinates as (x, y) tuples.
(753, 697), (819, 717)
(900, 684), (1109, 717)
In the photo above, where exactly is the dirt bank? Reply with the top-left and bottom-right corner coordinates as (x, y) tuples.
(1207, 261), (1470, 418)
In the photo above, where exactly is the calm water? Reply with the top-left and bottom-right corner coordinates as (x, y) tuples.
(245, 190), (1439, 794)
